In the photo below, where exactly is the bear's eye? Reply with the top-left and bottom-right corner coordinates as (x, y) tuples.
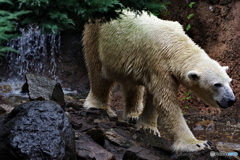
(213, 83), (222, 87)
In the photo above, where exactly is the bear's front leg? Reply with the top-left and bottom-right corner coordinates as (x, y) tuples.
(159, 103), (212, 152)
(136, 93), (160, 136)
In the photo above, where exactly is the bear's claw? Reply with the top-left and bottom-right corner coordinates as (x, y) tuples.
(207, 140), (212, 146)
(136, 125), (161, 137)
(127, 116), (138, 124)
(173, 139), (212, 152)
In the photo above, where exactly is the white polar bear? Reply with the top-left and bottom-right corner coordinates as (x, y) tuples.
(82, 10), (236, 152)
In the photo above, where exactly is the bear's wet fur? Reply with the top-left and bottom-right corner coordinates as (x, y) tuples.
(83, 10), (235, 152)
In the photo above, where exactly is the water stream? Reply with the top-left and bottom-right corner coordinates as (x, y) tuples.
(0, 25), (62, 96)
(3, 25), (60, 80)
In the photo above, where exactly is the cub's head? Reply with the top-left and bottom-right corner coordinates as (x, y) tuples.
(186, 63), (236, 109)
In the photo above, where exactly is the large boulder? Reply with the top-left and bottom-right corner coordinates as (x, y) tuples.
(0, 100), (76, 160)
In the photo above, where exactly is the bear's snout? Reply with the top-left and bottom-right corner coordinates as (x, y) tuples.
(216, 97), (236, 109)
(227, 98), (236, 107)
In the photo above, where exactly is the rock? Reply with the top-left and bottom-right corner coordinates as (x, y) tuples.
(21, 82), (29, 93)
(64, 95), (75, 101)
(0, 104), (14, 114)
(0, 85), (12, 93)
(51, 83), (65, 106)
(143, 134), (172, 153)
(1, 96), (28, 107)
(4, 85), (12, 93)
(170, 150), (213, 160)
(193, 120), (215, 130)
(105, 129), (136, 148)
(123, 146), (162, 160)
(0, 105), (6, 115)
(25, 73), (56, 99)
(215, 142), (240, 159)
(87, 128), (105, 146)
(24, 74), (65, 105)
(86, 108), (110, 118)
(0, 100), (76, 160)
(65, 101), (83, 111)
(76, 134), (115, 160)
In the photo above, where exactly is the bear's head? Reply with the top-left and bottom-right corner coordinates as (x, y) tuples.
(186, 63), (236, 109)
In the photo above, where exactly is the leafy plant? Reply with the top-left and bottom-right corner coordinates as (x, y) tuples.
(181, 91), (191, 100)
(188, 2), (196, 8)
(187, 13), (194, 20)
(7, 0), (170, 33)
(0, 0), (30, 58)
(185, 24), (191, 31)
(185, 2), (196, 31)
(181, 91), (191, 110)
(184, 106), (190, 109)
(0, 0), (169, 58)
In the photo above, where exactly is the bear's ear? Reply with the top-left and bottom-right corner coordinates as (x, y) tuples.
(222, 66), (229, 71)
(187, 71), (200, 81)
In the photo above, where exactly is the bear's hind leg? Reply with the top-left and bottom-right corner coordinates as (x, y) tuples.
(83, 23), (117, 118)
(136, 92), (160, 136)
(122, 83), (144, 122)
(84, 77), (116, 118)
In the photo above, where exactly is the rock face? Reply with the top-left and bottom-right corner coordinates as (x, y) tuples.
(0, 100), (76, 160)
(24, 74), (65, 105)
(0, 96), (240, 159)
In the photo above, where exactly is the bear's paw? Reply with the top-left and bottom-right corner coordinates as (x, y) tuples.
(106, 108), (117, 118)
(173, 139), (212, 152)
(125, 116), (138, 124)
(84, 98), (117, 118)
(136, 123), (161, 137)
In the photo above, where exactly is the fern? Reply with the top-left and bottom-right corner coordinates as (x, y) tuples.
(0, 0), (30, 58)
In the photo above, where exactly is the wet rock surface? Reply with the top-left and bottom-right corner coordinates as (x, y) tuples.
(65, 97), (240, 160)
(0, 85), (12, 93)
(24, 74), (65, 105)
(0, 100), (76, 160)
(0, 92), (240, 159)
(0, 104), (14, 115)
(76, 134), (115, 160)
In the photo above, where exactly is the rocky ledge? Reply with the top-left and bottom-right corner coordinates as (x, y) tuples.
(0, 98), (239, 160)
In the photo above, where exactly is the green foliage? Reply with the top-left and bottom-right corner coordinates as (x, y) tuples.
(188, 2), (196, 8)
(187, 13), (194, 20)
(181, 91), (191, 100)
(184, 106), (189, 109)
(5, 0), (169, 33)
(185, 24), (191, 31)
(185, 2), (196, 31)
(0, 0), (169, 57)
(181, 91), (191, 110)
(0, 0), (30, 58)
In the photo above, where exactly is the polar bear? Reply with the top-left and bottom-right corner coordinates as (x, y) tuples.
(82, 10), (236, 152)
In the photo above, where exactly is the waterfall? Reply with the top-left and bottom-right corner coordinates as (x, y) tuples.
(1, 25), (60, 81)
(0, 25), (61, 96)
